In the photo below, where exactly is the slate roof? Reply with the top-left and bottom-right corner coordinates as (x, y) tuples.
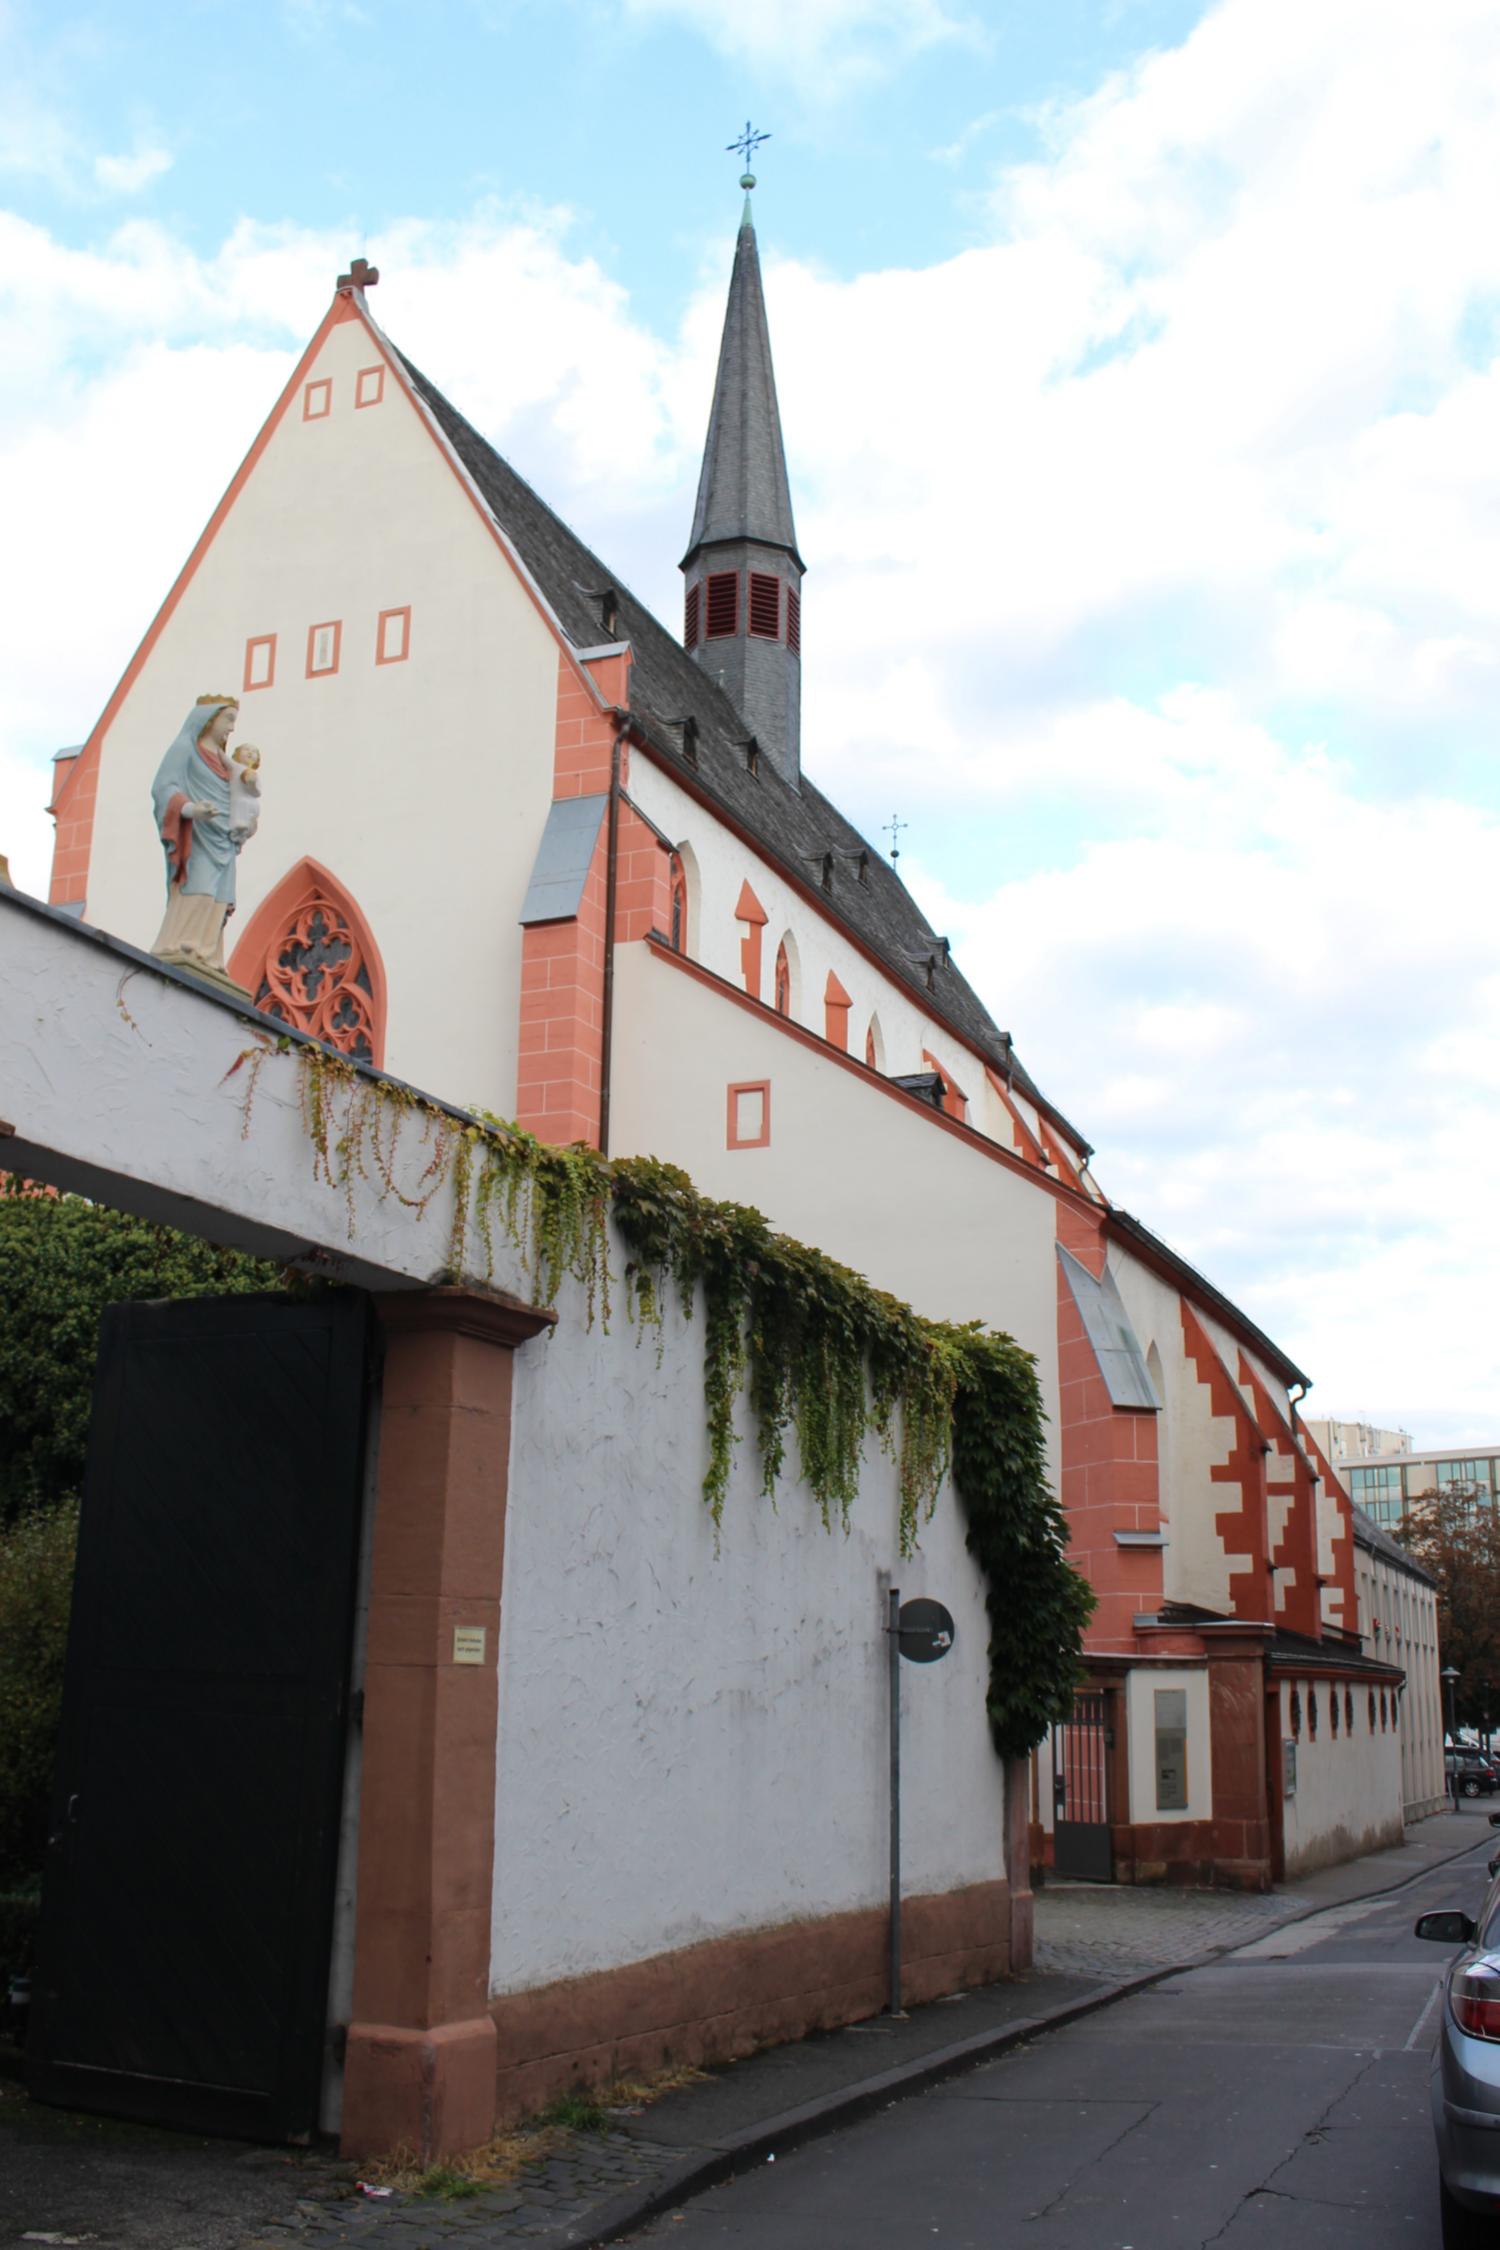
(398, 348), (1085, 1145)
(1267, 1628), (1406, 1681)
(684, 216), (801, 568)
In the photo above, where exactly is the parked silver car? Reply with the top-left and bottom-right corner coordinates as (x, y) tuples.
(1417, 1853), (1500, 2246)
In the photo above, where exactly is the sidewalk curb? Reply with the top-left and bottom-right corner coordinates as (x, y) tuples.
(559, 1822), (1496, 2247)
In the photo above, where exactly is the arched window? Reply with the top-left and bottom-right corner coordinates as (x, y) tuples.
(1344, 1688), (1354, 1736)
(669, 854), (688, 953)
(864, 1014), (885, 1071)
(1289, 1687), (1302, 1740)
(1330, 1688), (1340, 1737)
(774, 940), (791, 1017)
(1308, 1689), (1318, 1740)
(228, 857), (387, 1067)
(1368, 1690), (1377, 1734)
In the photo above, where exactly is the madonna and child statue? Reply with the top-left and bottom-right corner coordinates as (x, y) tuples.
(149, 693), (263, 994)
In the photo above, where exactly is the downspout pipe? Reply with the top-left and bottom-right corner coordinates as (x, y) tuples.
(598, 713), (629, 1158)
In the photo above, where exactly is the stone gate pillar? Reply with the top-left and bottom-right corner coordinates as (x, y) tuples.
(341, 1287), (553, 2160)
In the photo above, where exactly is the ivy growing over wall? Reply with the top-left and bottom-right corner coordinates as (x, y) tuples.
(246, 1040), (1094, 1758)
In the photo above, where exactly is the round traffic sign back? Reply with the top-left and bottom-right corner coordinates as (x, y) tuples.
(897, 1597), (955, 1663)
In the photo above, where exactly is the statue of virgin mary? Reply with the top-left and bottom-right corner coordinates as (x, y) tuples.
(149, 693), (256, 983)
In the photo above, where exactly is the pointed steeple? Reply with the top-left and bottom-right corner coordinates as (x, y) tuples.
(682, 185), (804, 789)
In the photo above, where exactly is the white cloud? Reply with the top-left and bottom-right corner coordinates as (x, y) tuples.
(92, 146), (172, 197)
(6, 0), (1500, 1440)
(618, 0), (975, 91)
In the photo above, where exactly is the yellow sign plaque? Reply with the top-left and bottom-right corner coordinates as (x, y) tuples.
(452, 1626), (487, 1666)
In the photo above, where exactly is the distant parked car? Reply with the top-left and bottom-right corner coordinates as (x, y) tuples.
(1446, 1750), (1500, 1798)
(1418, 1875), (1500, 2244)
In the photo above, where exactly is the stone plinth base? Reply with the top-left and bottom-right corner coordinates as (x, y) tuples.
(152, 949), (255, 1003)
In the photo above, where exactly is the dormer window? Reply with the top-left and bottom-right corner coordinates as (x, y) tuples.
(706, 572), (738, 639)
(684, 585), (701, 650)
(858, 851), (869, 885)
(749, 573), (780, 638)
(821, 853), (834, 892)
(743, 738), (760, 778)
(598, 586), (619, 638)
(681, 715), (700, 765)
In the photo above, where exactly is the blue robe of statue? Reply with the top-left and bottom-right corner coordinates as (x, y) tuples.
(151, 704), (239, 905)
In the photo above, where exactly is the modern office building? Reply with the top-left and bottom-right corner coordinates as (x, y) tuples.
(1335, 1446), (1499, 1529)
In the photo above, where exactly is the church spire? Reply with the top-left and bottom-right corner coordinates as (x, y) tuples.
(682, 165), (804, 790)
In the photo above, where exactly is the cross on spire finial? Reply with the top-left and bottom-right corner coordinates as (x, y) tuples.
(728, 120), (771, 189)
(886, 814), (907, 863)
(337, 255), (379, 293)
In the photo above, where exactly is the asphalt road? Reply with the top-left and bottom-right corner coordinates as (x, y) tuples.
(622, 1854), (1494, 2250)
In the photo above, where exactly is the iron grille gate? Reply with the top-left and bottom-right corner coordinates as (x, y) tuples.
(1051, 1691), (1112, 1882)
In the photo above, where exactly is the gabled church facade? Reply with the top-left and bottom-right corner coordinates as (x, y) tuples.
(49, 203), (1416, 1892)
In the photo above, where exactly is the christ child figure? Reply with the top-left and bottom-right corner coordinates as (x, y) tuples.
(228, 742), (262, 845)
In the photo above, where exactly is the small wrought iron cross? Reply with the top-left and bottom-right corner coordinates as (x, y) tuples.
(337, 256), (380, 291)
(886, 814), (907, 863)
(728, 122), (771, 169)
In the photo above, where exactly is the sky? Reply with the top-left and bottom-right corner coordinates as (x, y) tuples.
(4, 0), (1500, 1445)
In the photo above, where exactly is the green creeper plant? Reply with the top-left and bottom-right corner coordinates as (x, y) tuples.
(263, 1045), (1096, 1758)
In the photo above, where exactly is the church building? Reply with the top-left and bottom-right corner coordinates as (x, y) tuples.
(46, 196), (1416, 1893)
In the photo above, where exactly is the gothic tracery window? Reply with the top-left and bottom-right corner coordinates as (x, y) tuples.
(237, 867), (385, 1064)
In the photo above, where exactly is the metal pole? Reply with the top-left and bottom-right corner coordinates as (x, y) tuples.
(888, 1584), (902, 2017)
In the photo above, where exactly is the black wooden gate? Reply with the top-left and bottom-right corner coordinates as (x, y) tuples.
(1051, 1691), (1112, 1882)
(29, 1292), (372, 2143)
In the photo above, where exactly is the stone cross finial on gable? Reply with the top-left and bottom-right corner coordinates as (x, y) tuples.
(338, 256), (380, 292)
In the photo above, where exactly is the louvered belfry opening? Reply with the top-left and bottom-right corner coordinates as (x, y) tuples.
(705, 572), (739, 639)
(749, 572), (780, 638)
(681, 198), (805, 788)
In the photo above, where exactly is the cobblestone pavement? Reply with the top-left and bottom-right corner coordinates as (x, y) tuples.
(1031, 1877), (1299, 1979)
(228, 2128), (701, 2249)
(8, 1818), (1485, 2250)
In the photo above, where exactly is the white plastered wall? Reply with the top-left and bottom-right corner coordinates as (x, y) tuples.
(1277, 1678), (1404, 1876)
(627, 761), (1068, 1173)
(1125, 1663), (1213, 1824)
(1356, 1544), (1445, 1820)
(606, 940), (1062, 1489)
(492, 1237), (1007, 1992)
(82, 311), (560, 1116)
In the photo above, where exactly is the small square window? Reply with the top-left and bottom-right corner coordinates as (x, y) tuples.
(243, 634), (276, 692)
(726, 1080), (771, 1150)
(303, 378), (332, 421)
(306, 619), (342, 678)
(355, 364), (386, 409)
(375, 606), (411, 665)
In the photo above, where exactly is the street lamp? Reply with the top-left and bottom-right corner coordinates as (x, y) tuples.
(1443, 1666), (1462, 1805)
